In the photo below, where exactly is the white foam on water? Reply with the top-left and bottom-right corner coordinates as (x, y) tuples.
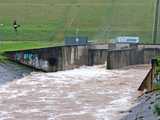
(51, 111), (88, 119)
(16, 109), (40, 113)
(8, 90), (29, 99)
(39, 89), (51, 94)
(0, 111), (11, 120)
(110, 97), (131, 105)
(48, 113), (55, 120)
(0, 65), (150, 120)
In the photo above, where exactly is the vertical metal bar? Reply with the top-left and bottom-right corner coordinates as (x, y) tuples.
(153, 0), (160, 44)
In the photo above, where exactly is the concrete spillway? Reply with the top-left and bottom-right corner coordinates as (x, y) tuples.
(0, 65), (150, 120)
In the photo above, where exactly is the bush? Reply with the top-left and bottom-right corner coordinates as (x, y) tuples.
(154, 103), (160, 116)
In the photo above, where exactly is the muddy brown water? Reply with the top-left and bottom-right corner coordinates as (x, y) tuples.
(0, 64), (150, 120)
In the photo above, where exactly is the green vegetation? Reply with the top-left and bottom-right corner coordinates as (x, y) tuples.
(0, 53), (7, 62)
(154, 103), (160, 116)
(0, 0), (157, 52)
(154, 57), (160, 90)
(156, 57), (160, 75)
(0, 41), (61, 52)
(154, 84), (160, 90)
(0, 41), (61, 61)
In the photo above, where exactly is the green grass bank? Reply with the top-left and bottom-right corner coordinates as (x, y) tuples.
(0, 0), (156, 49)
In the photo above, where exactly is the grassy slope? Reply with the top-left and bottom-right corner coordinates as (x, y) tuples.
(0, 0), (156, 51)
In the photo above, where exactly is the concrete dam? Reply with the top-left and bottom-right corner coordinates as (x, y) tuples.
(5, 43), (160, 92)
(5, 43), (160, 72)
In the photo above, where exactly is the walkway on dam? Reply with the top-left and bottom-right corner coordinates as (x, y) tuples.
(0, 64), (151, 120)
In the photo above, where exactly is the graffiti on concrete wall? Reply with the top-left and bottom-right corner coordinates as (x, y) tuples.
(13, 52), (40, 68)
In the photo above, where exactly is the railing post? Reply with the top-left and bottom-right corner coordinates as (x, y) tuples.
(151, 58), (158, 90)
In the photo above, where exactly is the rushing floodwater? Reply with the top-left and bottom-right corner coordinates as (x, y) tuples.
(0, 64), (150, 120)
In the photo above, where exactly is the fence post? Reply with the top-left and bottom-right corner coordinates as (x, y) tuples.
(151, 58), (158, 90)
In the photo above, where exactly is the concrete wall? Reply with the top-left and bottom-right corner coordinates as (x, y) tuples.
(138, 63), (156, 92)
(6, 47), (61, 72)
(88, 49), (108, 66)
(115, 43), (130, 50)
(88, 48), (143, 69)
(6, 43), (160, 72)
(138, 68), (154, 91)
(107, 48), (160, 69)
(6, 45), (88, 72)
(88, 43), (131, 50)
(62, 46), (88, 70)
(143, 48), (160, 64)
(88, 44), (109, 49)
(107, 49), (133, 69)
(138, 44), (160, 49)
